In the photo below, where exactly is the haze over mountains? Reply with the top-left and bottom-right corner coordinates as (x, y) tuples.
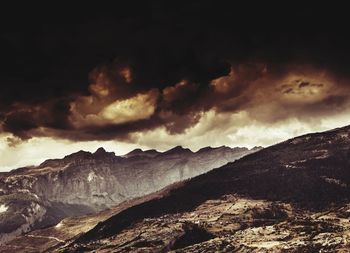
(0, 145), (259, 246)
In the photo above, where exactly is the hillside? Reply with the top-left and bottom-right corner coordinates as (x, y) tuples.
(61, 125), (350, 252)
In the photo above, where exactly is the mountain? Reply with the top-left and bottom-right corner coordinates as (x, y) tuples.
(59, 125), (350, 252)
(0, 145), (257, 246)
(123, 148), (160, 158)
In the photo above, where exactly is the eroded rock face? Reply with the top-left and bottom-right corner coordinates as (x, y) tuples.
(0, 145), (258, 244)
(0, 200), (46, 245)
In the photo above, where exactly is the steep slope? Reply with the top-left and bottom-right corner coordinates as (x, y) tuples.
(62, 125), (350, 252)
(0, 184), (182, 253)
(0, 145), (257, 245)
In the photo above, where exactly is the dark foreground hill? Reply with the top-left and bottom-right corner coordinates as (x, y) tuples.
(61, 125), (350, 252)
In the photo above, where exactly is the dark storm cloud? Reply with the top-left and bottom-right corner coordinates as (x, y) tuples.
(2, 98), (71, 139)
(1, 2), (350, 141)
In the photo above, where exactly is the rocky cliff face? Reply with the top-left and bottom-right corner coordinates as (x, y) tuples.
(0, 145), (258, 244)
(59, 125), (350, 252)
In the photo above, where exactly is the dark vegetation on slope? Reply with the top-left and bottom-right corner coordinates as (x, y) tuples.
(169, 223), (215, 251)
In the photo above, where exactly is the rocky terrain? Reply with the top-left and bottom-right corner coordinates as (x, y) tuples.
(56, 125), (350, 252)
(0, 145), (257, 246)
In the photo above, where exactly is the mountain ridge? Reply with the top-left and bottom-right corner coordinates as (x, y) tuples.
(0, 145), (258, 246)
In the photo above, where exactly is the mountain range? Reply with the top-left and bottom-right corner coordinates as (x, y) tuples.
(54, 125), (350, 252)
(0, 145), (259, 247)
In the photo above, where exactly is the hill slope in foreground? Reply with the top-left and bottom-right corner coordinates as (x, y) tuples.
(59, 125), (350, 252)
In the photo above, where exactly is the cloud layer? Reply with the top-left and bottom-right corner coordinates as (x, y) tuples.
(1, 2), (350, 149)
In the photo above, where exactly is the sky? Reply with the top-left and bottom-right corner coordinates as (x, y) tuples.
(1, 2), (350, 171)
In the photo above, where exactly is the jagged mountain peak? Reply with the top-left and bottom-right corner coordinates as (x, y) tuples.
(197, 146), (222, 153)
(250, 145), (264, 151)
(94, 147), (116, 158)
(125, 148), (144, 157)
(164, 145), (193, 155)
(94, 147), (107, 154)
(124, 148), (160, 158)
(62, 148), (116, 160)
(129, 148), (143, 153)
(64, 150), (92, 160)
(38, 150), (93, 168)
(197, 146), (249, 154)
(38, 148), (116, 169)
